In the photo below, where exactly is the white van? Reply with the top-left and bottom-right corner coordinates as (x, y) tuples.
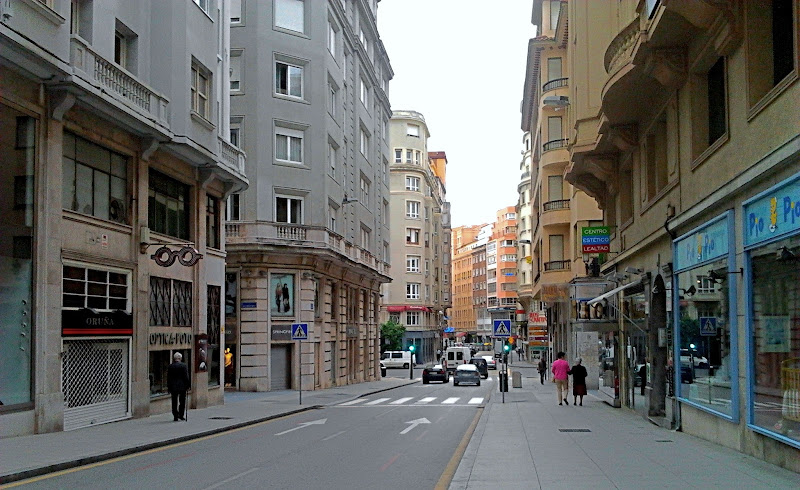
(444, 346), (472, 373)
(381, 351), (413, 368)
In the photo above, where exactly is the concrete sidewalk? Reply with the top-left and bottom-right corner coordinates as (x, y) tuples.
(0, 378), (415, 484)
(450, 360), (798, 489)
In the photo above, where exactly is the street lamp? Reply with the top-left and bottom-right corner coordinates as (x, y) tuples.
(408, 344), (416, 380)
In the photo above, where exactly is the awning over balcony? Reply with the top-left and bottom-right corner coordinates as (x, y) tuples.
(386, 305), (432, 313)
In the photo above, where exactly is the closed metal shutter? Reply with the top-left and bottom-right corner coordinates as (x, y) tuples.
(62, 339), (130, 430)
(270, 344), (291, 390)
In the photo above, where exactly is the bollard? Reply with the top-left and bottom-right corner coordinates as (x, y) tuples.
(512, 370), (522, 388)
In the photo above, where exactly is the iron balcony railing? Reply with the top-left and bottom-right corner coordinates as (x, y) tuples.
(544, 260), (571, 271)
(543, 199), (570, 211)
(542, 138), (569, 152)
(542, 77), (569, 92)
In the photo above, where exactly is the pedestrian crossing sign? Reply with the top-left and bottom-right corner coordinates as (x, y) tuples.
(493, 320), (511, 338)
(699, 317), (717, 336)
(291, 323), (309, 340)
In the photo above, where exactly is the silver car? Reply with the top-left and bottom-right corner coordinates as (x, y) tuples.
(453, 364), (481, 386)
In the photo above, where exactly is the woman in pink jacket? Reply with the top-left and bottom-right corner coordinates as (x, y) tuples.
(551, 351), (570, 405)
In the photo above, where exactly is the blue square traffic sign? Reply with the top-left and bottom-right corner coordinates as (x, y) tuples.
(291, 323), (309, 340)
(493, 320), (511, 338)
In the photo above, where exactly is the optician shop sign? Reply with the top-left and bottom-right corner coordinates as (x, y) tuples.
(581, 226), (610, 253)
(674, 215), (729, 271)
(744, 173), (800, 247)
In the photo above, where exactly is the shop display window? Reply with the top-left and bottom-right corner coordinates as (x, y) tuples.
(149, 349), (191, 396)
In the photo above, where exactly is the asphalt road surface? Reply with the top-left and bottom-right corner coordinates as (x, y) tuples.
(16, 372), (494, 490)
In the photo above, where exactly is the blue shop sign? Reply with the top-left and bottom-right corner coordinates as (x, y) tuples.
(744, 173), (800, 247)
(674, 216), (729, 271)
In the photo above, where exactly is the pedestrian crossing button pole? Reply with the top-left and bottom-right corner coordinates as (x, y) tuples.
(408, 344), (416, 380)
(292, 323), (309, 405)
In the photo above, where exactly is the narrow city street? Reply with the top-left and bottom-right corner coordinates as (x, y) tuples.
(13, 373), (493, 489)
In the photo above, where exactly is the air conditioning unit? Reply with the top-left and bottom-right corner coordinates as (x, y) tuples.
(109, 198), (127, 224)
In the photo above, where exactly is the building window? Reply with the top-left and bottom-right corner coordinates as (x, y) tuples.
(706, 57), (727, 145)
(745, 0), (797, 109)
(359, 77), (369, 106)
(149, 170), (190, 240)
(405, 149), (413, 163)
(414, 151), (421, 165)
(405, 175), (420, 192)
(328, 20), (337, 57)
(114, 30), (128, 69)
(328, 82), (337, 117)
(193, 0), (209, 13)
(360, 227), (371, 248)
(63, 265), (129, 311)
(149, 277), (192, 327)
(275, 195), (303, 224)
(547, 57), (562, 82)
(207, 285), (221, 386)
(549, 235), (564, 261)
(406, 311), (421, 326)
(275, 127), (303, 163)
(548, 175), (563, 201)
(549, 0), (560, 29)
(206, 195), (220, 249)
(191, 62), (211, 120)
(226, 193), (241, 221)
(406, 283), (420, 300)
(406, 227), (420, 245)
(406, 200), (420, 219)
(394, 149), (402, 163)
(329, 205), (338, 233)
(406, 255), (421, 273)
(691, 57), (728, 162)
(406, 124), (419, 137)
(360, 176), (370, 206)
(62, 131), (129, 224)
(230, 0), (242, 23)
(328, 142), (337, 178)
(360, 128), (369, 157)
(547, 116), (562, 144)
(275, 0), (304, 33)
(230, 51), (242, 92)
(644, 112), (669, 200)
(275, 61), (303, 98)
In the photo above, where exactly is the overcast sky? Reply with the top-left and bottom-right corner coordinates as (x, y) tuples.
(378, 0), (536, 227)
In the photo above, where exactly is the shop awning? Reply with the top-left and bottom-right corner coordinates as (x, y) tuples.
(385, 305), (432, 313)
(455, 332), (467, 337)
(588, 279), (642, 305)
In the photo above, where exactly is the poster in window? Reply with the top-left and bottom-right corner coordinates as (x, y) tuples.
(270, 273), (294, 317)
(760, 316), (791, 353)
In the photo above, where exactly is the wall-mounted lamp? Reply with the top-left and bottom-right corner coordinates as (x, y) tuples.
(543, 95), (570, 108)
(777, 246), (796, 261)
(707, 269), (724, 284)
(342, 194), (359, 205)
(680, 285), (696, 297)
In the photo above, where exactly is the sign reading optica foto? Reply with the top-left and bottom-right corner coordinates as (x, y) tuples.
(581, 226), (610, 253)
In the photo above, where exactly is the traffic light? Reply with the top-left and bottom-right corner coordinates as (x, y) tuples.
(408, 344), (416, 353)
(503, 344), (511, 353)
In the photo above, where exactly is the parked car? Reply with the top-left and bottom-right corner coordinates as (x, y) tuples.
(381, 351), (413, 369)
(453, 364), (481, 386)
(482, 356), (497, 370)
(471, 358), (489, 379)
(422, 364), (449, 384)
(380, 361), (387, 377)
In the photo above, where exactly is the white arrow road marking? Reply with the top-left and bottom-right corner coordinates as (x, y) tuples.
(468, 397), (483, 404)
(390, 397), (413, 405)
(274, 418), (327, 436)
(442, 397), (459, 404)
(400, 417), (431, 435)
(366, 397), (390, 405)
(415, 397), (436, 404)
(338, 399), (365, 406)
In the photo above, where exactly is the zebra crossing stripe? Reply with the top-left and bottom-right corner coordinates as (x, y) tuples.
(339, 399), (365, 406)
(416, 397), (436, 404)
(390, 397), (413, 405)
(468, 398), (483, 405)
(442, 397), (459, 404)
(366, 398), (391, 405)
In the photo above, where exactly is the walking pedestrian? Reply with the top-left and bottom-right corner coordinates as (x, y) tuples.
(537, 357), (547, 384)
(568, 358), (588, 406)
(167, 352), (190, 421)
(552, 351), (570, 405)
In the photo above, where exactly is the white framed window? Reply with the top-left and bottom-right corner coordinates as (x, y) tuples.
(328, 81), (337, 117)
(406, 283), (420, 300)
(382, 200), (388, 224)
(360, 176), (370, 206)
(406, 255), (421, 273)
(406, 228), (420, 244)
(230, 50), (242, 92)
(275, 127), (303, 163)
(406, 311), (421, 326)
(405, 176), (420, 192)
(406, 200), (420, 219)
(63, 263), (131, 312)
(383, 160), (388, 184)
(191, 62), (211, 120)
(275, 61), (303, 98)
(231, 0), (242, 23)
(360, 226), (371, 248)
(328, 205), (338, 232)
(328, 142), (337, 178)
(359, 26), (366, 46)
(230, 116), (243, 147)
(394, 149), (402, 163)
(425, 285), (430, 301)
(226, 193), (241, 221)
(414, 151), (421, 165)
(405, 149), (413, 163)
(193, 0), (209, 13)
(275, 0), (304, 33)
(327, 20), (337, 58)
(114, 30), (128, 69)
(359, 77), (369, 106)
(360, 128), (369, 157)
(275, 195), (303, 224)
(406, 124), (419, 137)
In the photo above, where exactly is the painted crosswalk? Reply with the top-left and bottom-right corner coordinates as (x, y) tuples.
(336, 396), (484, 407)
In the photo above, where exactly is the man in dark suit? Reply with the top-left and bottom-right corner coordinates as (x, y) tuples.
(167, 352), (190, 421)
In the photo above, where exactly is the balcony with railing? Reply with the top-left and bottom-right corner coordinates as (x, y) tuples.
(541, 138), (569, 168)
(543, 199), (570, 212)
(225, 222), (387, 275)
(540, 200), (570, 228)
(544, 260), (571, 271)
(69, 35), (169, 130)
(218, 137), (246, 177)
(542, 138), (569, 152)
(542, 77), (569, 92)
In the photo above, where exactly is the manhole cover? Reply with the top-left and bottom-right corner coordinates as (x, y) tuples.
(209, 416), (233, 420)
(558, 428), (591, 432)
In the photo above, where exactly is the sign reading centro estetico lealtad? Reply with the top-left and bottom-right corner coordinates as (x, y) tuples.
(581, 226), (610, 253)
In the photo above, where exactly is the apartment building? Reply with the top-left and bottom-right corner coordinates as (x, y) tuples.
(384, 111), (451, 364)
(519, 0), (603, 367)
(449, 225), (482, 339)
(0, 0), (246, 435)
(489, 207), (519, 341)
(224, 0), (392, 391)
(562, 0), (800, 471)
